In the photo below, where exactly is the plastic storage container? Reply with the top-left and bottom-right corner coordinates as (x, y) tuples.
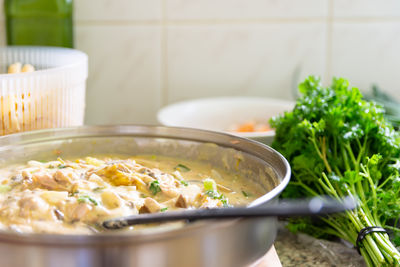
(0, 46), (87, 135)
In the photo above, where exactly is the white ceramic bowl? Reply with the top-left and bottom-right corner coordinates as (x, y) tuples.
(157, 97), (295, 145)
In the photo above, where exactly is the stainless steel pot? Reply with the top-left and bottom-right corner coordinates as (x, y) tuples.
(0, 125), (290, 267)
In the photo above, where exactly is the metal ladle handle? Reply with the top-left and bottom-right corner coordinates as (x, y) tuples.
(103, 196), (357, 230)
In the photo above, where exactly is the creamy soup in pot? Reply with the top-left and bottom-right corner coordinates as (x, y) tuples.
(0, 155), (263, 234)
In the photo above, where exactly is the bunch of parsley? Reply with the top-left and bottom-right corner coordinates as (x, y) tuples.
(270, 76), (400, 266)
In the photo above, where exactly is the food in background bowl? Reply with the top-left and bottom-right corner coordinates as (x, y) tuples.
(230, 121), (271, 133)
(157, 97), (295, 145)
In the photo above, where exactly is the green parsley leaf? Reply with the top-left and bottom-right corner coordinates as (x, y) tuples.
(149, 180), (161, 195)
(220, 198), (229, 208)
(174, 164), (191, 172)
(77, 195), (98, 206)
(180, 180), (189, 186)
(93, 187), (105, 192)
(205, 190), (218, 198)
(241, 191), (251, 198)
(160, 207), (168, 212)
(205, 190), (230, 207)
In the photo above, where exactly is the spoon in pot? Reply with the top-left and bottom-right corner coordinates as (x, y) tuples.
(102, 196), (357, 230)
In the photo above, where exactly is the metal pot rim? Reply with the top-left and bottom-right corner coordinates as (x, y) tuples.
(0, 125), (291, 245)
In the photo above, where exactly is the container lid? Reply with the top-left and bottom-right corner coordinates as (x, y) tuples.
(0, 46), (88, 91)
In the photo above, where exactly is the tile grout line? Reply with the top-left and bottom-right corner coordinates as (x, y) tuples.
(324, 0), (334, 82)
(160, 0), (168, 107)
(74, 18), (325, 26)
(325, 16), (400, 23)
(74, 17), (400, 26)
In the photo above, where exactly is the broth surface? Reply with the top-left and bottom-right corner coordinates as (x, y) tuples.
(0, 155), (263, 234)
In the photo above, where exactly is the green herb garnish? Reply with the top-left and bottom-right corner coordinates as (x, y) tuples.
(58, 164), (67, 169)
(160, 207), (168, 212)
(174, 164), (190, 172)
(271, 76), (400, 266)
(149, 180), (161, 195)
(220, 198), (229, 207)
(77, 195), (98, 206)
(93, 187), (105, 192)
(205, 190), (230, 207)
(241, 191), (251, 198)
(205, 190), (217, 198)
(180, 180), (189, 186)
(140, 193), (147, 198)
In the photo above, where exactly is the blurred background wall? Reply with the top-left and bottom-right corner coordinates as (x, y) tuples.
(1, 0), (400, 125)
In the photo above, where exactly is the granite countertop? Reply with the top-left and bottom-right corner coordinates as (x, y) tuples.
(274, 224), (365, 267)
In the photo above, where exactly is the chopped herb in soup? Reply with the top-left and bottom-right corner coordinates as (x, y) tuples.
(0, 155), (262, 234)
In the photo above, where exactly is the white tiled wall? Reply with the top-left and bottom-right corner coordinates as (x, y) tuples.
(331, 21), (400, 99)
(333, 0), (400, 18)
(165, 0), (328, 20)
(1, 0), (400, 124)
(166, 23), (326, 102)
(75, 25), (162, 124)
(74, 0), (162, 21)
